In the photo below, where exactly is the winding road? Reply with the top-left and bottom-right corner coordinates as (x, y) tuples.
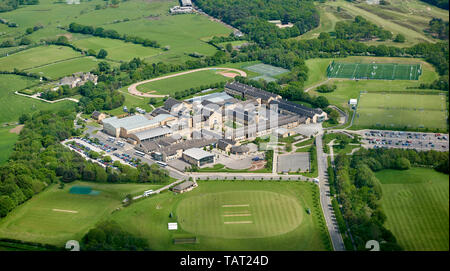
(127, 67), (247, 98)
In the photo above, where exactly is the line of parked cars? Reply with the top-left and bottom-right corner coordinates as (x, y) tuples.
(113, 152), (139, 167)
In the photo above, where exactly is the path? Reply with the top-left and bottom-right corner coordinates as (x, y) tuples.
(15, 91), (79, 103)
(127, 67), (247, 98)
(315, 132), (345, 251)
(304, 78), (331, 93)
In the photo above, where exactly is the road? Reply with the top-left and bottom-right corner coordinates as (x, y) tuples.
(315, 132), (345, 251)
(127, 67), (248, 98)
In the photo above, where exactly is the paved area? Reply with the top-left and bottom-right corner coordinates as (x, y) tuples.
(277, 153), (310, 173)
(293, 123), (322, 137)
(168, 159), (191, 172)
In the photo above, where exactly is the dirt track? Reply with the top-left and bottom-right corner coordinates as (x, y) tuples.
(127, 67), (247, 97)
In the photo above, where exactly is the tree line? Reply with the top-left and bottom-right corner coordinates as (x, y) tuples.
(332, 147), (448, 250)
(68, 22), (160, 49)
(0, 110), (171, 218)
(0, 0), (38, 13)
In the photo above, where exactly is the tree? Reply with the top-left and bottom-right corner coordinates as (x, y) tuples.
(225, 43), (233, 53)
(97, 49), (108, 59)
(395, 157), (411, 170)
(394, 34), (405, 43)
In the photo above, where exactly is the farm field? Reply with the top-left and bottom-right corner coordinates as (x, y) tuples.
(72, 37), (161, 62)
(0, 45), (82, 71)
(0, 126), (19, 165)
(376, 168), (449, 251)
(110, 181), (332, 251)
(27, 57), (101, 80)
(0, 181), (163, 246)
(103, 13), (233, 64)
(0, 0), (174, 45)
(353, 92), (447, 131)
(323, 0), (448, 47)
(0, 74), (76, 124)
(136, 69), (234, 96)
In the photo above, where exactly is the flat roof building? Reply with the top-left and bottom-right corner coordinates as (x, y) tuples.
(183, 147), (215, 167)
(102, 114), (175, 137)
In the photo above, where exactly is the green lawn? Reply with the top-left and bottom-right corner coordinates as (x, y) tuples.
(72, 37), (161, 62)
(110, 181), (331, 250)
(105, 88), (156, 116)
(136, 69), (232, 96)
(0, 181), (163, 246)
(0, 74), (76, 124)
(0, 126), (19, 165)
(0, 45), (82, 71)
(353, 92), (447, 131)
(376, 168), (449, 251)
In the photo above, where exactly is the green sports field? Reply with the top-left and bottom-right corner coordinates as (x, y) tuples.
(136, 69), (233, 96)
(0, 181), (163, 246)
(110, 181), (332, 251)
(245, 63), (290, 82)
(376, 168), (449, 251)
(353, 92), (447, 131)
(327, 61), (422, 80)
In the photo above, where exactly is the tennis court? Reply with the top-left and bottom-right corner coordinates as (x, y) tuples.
(246, 63), (289, 82)
(327, 62), (422, 80)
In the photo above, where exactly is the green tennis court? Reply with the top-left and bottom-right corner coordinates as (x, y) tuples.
(327, 62), (422, 80)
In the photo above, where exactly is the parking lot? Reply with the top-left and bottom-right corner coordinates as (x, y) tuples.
(356, 130), (449, 152)
(277, 153), (310, 173)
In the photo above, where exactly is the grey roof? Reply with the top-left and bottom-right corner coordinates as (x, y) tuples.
(270, 99), (321, 118)
(92, 111), (102, 118)
(151, 107), (170, 117)
(173, 180), (195, 191)
(164, 98), (181, 111)
(187, 91), (234, 104)
(102, 115), (156, 131)
(231, 145), (250, 154)
(225, 81), (279, 101)
(133, 127), (172, 141)
(217, 138), (234, 150)
(183, 147), (214, 160)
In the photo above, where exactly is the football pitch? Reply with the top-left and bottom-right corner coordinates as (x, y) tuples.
(353, 92), (447, 131)
(327, 61), (422, 80)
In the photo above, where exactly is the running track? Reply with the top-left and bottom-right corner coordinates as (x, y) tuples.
(127, 67), (247, 97)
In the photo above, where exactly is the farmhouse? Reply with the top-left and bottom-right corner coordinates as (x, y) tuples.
(183, 147), (215, 167)
(59, 72), (98, 88)
(171, 180), (197, 193)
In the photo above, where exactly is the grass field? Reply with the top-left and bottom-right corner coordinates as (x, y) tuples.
(306, 57), (440, 108)
(110, 181), (331, 250)
(353, 92), (447, 131)
(101, 13), (232, 64)
(0, 181), (163, 246)
(0, 45), (82, 71)
(136, 69), (233, 95)
(376, 168), (449, 251)
(323, 0), (448, 47)
(0, 126), (19, 165)
(327, 62), (422, 80)
(72, 37), (161, 62)
(27, 56), (101, 80)
(0, 74), (77, 124)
